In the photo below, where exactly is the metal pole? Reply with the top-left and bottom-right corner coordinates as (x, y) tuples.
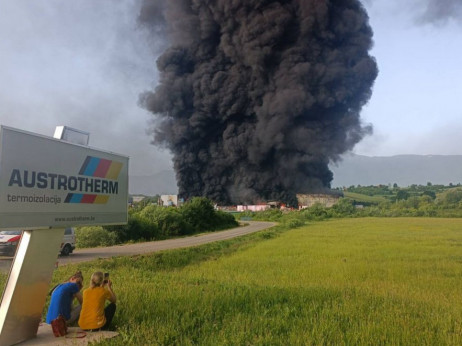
(0, 228), (64, 345)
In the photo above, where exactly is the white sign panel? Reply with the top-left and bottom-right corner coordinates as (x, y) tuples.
(0, 126), (128, 228)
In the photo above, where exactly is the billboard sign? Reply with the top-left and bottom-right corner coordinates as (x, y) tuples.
(0, 126), (128, 229)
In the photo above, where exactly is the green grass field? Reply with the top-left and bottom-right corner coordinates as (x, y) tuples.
(4, 218), (462, 345)
(343, 191), (388, 204)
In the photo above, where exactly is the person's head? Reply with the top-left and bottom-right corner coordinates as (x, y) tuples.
(90, 271), (104, 288)
(68, 271), (84, 290)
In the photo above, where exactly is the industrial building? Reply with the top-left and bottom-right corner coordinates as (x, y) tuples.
(296, 193), (342, 209)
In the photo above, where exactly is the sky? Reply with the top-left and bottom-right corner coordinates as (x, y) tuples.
(0, 0), (461, 178)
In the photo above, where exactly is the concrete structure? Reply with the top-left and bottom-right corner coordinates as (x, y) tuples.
(297, 193), (341, 209)
(159, 195), (183, 207)
(131, 195), (146, 203)
(237, 204), (269, 212)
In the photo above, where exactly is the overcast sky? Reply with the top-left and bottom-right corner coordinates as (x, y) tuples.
(0, 0), (461, 177)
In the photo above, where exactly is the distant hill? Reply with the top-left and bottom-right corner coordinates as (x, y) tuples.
(130, 170), (177, 196)
(130, 154), (462, 195)
(330, 154), (462, 187)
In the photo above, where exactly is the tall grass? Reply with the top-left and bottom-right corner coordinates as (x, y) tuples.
(4, 218), (462, 345)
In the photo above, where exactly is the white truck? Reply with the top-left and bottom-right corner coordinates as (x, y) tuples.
(0, 228), (76, 257)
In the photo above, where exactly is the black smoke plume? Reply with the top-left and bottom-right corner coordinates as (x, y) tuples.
(140, 0), (378, 206)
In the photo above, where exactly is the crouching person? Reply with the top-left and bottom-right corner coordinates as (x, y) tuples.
(78, 271), (116, 331)
(46, 271), (84, 326)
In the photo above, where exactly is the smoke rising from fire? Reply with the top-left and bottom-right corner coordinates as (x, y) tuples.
(140, 0), (378, 205)
(418, 0), (462, 25)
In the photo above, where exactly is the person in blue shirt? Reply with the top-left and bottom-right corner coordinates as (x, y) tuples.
(46, 271), (84, 325)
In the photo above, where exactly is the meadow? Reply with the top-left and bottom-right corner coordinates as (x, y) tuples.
(3, 217), (462, 345)
(343, 191), (388, 204)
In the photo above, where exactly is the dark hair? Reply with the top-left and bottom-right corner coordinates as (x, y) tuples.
(68, 270), (83, 280)
(49, 270), (84, 295)
(69, 270), (84, 289)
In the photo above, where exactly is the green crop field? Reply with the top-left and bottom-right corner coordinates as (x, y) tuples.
(343, 191), (388, 204)
(2, 218), (462, 345)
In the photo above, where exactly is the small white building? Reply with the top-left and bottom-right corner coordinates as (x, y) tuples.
(131, 195), (146, 203)
(160, 195), (179, 207)
(297, 193), (341, 209)
(237, 204), (269, 212)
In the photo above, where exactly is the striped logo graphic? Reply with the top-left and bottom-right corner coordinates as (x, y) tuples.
(64, 194), (109, 204)
(65, 156), (123, 204)
(78, 156), (123, 180)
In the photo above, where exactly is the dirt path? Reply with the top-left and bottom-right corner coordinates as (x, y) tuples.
(56, 221), (275, 266)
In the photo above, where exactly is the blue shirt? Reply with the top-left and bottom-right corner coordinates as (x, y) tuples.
(46, 282), (79, 323)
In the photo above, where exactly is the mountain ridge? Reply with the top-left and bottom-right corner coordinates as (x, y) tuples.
(330, 154), (462, 187)
(129, 154), (462, 195)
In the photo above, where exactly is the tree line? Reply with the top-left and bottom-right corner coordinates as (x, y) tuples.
(75, 197), (238, 248)
(75, 184), (462, 248)
(239, 185), (462, 226)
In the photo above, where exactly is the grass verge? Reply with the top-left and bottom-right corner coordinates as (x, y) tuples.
(3, 218), (462, 344)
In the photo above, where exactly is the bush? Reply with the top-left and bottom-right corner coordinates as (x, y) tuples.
(141, 205), (192, 237)
(301, 203), (331, 221)
(281, 216), (305, 229)
(104, 198), (239, 244)
(442, 188), (462, 206)
(330, 198), (356, 217)
(76, 226), (118, 248)
(104, 214), (155, 243)
(180, 197), (217, 232)
(214, 210), (240, 230)
(239, 209), (283, 222)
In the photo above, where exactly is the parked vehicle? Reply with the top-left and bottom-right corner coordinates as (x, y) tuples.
(0, 230), (22, 257)
(0, 228), (76, 257)
(60, 227), (76, 256)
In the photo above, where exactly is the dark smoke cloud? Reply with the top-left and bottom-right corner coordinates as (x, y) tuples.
(140, 0), (378, 205)
(418, 0), (462, 25)
(138, 0), (168, 52)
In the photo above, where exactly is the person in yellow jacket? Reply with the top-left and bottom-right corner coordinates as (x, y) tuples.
(78, 271), (116, 331)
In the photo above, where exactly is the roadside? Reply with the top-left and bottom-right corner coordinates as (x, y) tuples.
(8, 221), (275, 346)
(57, 221), (275, 265)
(0, 221), (276, 273)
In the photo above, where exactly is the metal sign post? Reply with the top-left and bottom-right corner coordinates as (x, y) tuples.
(0, 126), (128, 345)
(0, 229), (64, 345)
(0, 126), (128, 228)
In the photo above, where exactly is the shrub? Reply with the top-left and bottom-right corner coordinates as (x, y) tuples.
(180, 197), (216, 232)
(104, 214), (155, 243)
(281, 216), (305, 229)
(139, 205), (192, 238)
(214, 210), (240, 230)
(301, 203), (330, 221)
(242, 209), (283, 222)
(105, 198), (239, 244)
(442, 188), (462, 206)
(330, 198), (356, 217)
(76, 226), (118, 248)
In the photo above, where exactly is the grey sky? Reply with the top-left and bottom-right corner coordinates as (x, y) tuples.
(0, 0), (461, 177)
(0, 0), (170, 176)
(355, 0), (462, 156)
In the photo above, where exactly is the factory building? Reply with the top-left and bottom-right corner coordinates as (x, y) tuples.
(296, 193), (342, 209)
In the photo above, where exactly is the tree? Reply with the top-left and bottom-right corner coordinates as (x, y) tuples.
(396, 190), (409, 201)
(331, 198), (356, 216)
(422, 190), (436, 200)
(180, 197), (217, 232)
(444, 189), (462, 205)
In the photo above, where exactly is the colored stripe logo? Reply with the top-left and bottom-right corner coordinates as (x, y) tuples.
(65, 156), (123, 204)
(65, 193), (109, 204)
(79, 156), (123, 180)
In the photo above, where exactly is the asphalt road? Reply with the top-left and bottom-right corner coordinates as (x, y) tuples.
(0, 221), (275, 273)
